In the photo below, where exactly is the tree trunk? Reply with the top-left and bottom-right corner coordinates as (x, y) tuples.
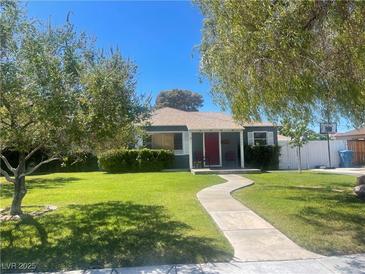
(298, 146), (302, 173)
(10, 154), (27, 216)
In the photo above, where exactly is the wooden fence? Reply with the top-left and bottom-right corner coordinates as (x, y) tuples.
(348, 140), (365, 165)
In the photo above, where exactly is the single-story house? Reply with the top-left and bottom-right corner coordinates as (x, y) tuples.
(335, 127), (365, 165)
(145, 107), (278, 169)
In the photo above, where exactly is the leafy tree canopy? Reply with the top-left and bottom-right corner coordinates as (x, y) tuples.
(196, 0), (365, 127)
(280, 111), (311, 149)
(155, 89), (203, 112)
(306, 130), (327, 141)
(0, 1), (148, 215)
(280, 110), (312, 172)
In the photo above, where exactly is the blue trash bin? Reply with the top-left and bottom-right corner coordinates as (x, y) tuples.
(339, 150), (353, 168)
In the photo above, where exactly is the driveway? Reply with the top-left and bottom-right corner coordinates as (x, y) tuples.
(311, 168), (365, 176)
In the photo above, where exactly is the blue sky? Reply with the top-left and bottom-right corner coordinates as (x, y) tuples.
(26, 1), (351, 132)
(27, 0), (217, 111)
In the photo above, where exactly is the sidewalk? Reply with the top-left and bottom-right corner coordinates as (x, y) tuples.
(40, 254), (365, 274)
(197, 174), (320, 261)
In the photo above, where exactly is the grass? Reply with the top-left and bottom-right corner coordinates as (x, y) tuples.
(233, 172), (365, 256)
(0, 172), (233, 271)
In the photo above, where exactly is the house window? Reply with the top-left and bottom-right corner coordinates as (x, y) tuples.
(174, 133), (183, 150)
(248, 131), (274, 146)
(254, 132), (267, 146)
(151, 133), (183, 151)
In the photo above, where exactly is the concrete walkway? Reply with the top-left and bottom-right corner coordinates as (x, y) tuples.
(197, 174), (321, 262)
(42, 254), (365, 274)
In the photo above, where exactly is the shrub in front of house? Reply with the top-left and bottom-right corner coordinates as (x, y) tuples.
(244, 145), (280, 170)
(98, 149), (174, 173)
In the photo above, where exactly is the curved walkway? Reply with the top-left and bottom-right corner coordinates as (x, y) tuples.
(197, 174), (322, 262)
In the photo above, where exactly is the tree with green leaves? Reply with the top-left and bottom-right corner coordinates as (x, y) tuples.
(306, 130), (327, 141)
(196, 0), (365, 127)
(155, 89), (203, 111)
(0, 1), (148, 215)
(280, 113), (312, 173)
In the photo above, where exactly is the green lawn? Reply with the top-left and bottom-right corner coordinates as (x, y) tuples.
(233, 172), (365, 255)
(0, 172), (233, 271)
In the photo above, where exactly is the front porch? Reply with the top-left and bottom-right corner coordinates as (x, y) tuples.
(191, 168), (260, 175)
(189, 131), (245, 170)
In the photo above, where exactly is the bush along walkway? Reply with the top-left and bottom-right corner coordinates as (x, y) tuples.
(197, 174), (321, 261)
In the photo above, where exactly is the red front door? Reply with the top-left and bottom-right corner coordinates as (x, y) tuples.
(204, 133), (220, 166)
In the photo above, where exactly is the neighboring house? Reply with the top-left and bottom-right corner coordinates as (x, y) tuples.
(334, 127), (365, 141)
(277, 134), (291, 142)
(144, 107), (278, 169)
(335, 127), (365, 165)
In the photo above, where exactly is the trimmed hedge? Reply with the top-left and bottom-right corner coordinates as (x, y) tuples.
(244, 145), (280, 170)
(98, 149), (174, 173)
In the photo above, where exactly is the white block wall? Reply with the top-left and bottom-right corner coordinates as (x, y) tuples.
(279, 140), (347, 170)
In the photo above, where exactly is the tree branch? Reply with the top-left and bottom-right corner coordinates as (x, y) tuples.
(19, 157), (60, 179)
(303, 1), (331, 30)
(253, 57), (282, 65)
(21, 120), (35, 130)
(24, 145), (42, 161)
(0, 153), (16, 173)
(0, 168), (15, 183)
(300, 55), (328, 75)
(0, 119), (12, 127)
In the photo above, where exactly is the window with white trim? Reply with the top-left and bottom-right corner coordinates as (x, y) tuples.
(254, 132), (267, 146)
(248, 131), (274, 146)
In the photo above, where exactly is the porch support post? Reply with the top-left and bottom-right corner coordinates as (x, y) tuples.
(219, 131), (222, 167)
(189, 131), (193, 170)
(240, 131), (245, 168)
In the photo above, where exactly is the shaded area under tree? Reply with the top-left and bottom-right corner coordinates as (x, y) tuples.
(1, 201), (231, 272)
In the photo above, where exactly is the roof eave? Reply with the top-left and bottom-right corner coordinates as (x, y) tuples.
(188, 128), (245, 131)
